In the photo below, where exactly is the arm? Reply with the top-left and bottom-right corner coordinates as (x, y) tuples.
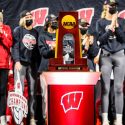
(12, 27), (20, 62)
(96, 20), (113, 45)
(115, 19), (125, 42)
(115, 27), (125, 43)
(0, 25), (13, 49)
(38, 36), (55, 59)
(87, 40), (99, 59)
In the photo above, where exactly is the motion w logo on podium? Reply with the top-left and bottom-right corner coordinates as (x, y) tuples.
(61, 91), (83, 113)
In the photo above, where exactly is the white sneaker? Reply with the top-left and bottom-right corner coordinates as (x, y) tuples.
(30, 118), (36, 125)
(0, 116), (7, 125)
(115, 114), (123, 125)
(102, 121), (109, 125)
(114, 121), (123, 125)
(20, 122), (24, 125)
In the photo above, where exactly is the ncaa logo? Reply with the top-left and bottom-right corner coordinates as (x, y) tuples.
(61, 15), (76, 29)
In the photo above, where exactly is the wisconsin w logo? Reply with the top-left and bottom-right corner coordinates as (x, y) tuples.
(118, 10), (125, 19)
(31, 7), (49, 27)
(77, 8), (94, 24)
(61, 91), (83, 113)
(31, 7), (94, 27)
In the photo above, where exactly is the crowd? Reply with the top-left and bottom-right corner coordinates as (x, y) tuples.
(0, 0), (125, 125)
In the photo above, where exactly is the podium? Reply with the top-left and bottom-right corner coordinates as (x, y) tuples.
(43, 72), (100, 125)
(43, 12), (100, 125)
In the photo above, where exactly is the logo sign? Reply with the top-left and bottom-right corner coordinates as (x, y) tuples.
(22, 34), (36, 50)
(77, 8), (94, 24)
(61, 91), (83, 113)
(8, 71), (28, 125)
(118, 10), (125, 19)
(31, 7), (49, 27)
(31, 7), (95, 28)
(61, 15), (76, 29)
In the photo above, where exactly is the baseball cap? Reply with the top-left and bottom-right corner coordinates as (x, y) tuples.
(79, 18), (89, 28)
(45, 14), (58, 25)
(104, 0), (119, 6)
(20, 10), (32, 18)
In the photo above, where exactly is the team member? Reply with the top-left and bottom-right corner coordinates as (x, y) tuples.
(0, 9), (13, 125)
(12, 10), (38, 125)
(79, 18), (99, 71)
(96, 0), (125, 125)
(38, 14), (58, 125)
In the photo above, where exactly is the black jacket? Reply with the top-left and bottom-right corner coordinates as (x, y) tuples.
(96, 18), (125, 53)
(12, 26), (38, 65)
(38, 31), (55, 72)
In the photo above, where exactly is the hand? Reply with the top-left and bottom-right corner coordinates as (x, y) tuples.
(111, 12), (118, 28)
(84, 36), (90, 50)
(0, 23), (3, 34)
(94, 55), (100, 64)
(108, 25), (115, 32)
(51, 42), (56, 50)
(89, 36), (94, 45)
(15, 61), (22, 71)
(82, 36), (89, 46)
(0, 28), (3, 34)
(115, 19), (119, 28)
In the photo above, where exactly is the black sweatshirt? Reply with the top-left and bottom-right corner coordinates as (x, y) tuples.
(96, 18), (125, 53)
(12, 26), (38, 65)
(38, 31), (55, 72)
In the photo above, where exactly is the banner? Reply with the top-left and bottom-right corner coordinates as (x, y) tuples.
(0, 0), (125, 30)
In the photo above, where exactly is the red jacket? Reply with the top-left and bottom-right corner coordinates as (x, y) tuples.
(0, 24), (12, 69)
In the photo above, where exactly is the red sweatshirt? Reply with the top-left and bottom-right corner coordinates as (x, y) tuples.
(0, 24), (12, 69)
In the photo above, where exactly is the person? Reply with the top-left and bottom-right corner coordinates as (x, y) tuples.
(38, 14), (58, 125)
(96, 0), (125, 125)
(79, 18), (99, 71)
(12, 10), (38, 125)
(0, 9), (13, 125)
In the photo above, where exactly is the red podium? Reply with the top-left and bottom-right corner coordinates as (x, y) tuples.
(43, 72), (100, 125)
(43, 12), (100, 125)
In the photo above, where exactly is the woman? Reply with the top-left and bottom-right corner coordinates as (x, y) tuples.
(79, 18), (99, 71)
(0, 9), (12, 125)
(96, 0), (125, 125)
(12, 10), (38, 125)
(38, 14), (58, 125)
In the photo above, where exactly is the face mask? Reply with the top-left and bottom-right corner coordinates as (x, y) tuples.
(80, 28), (88, 35)
(109, 6), (117, 14)
(51, 22), (58, 29)
(26, 19), (33, 26)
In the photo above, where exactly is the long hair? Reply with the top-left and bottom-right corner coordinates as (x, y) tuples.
(0, 12), (3, 22)
(101, 5), (107, 19)
(19, 17), (25, 27)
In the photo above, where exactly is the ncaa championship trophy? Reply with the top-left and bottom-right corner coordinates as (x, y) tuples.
(44, 11), (100, 125)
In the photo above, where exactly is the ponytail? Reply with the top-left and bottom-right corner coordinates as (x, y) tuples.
(101, 5), (107, 19)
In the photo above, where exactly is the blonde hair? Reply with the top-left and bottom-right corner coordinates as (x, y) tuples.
(0, 12), (3, 22)
(101, 5), (107, 19)
(19, 17), (25, 27)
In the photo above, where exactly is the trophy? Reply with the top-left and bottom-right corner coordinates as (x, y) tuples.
(49, 11), (88, 71)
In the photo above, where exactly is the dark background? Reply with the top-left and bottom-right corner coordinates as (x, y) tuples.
(0, 0), (125, 125)
(0, 0), (125, 30)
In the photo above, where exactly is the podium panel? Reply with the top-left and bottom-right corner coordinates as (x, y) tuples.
(43, 72), (100, 125)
